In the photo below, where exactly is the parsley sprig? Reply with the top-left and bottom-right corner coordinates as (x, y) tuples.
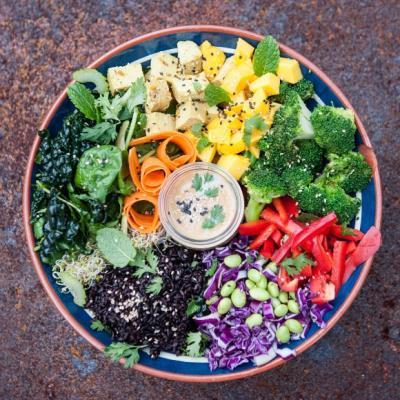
(281, 253), (314, 276)
(202, 204), (225, 229)
(184, 332), (208, 357)
(104, 342), (144, 368)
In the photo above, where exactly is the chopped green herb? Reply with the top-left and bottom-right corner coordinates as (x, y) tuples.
(192, 173), (203, 191)
(253, 35), (280, 76)
(90, 320), (106, 332)
(80, 121), (118, 144)
(205, 259), (218, 277)
(184, 332), (208, 357)
(204, 172), (214, 183)
(281, 253), (314, 276)
(104, 342), (143, 368)
(186, 299), (201, 316)
(204, 83), (231, 106)
(191, 122), (203, 136)
(341, 225), (357, 237)
(197, 135), (211, 153)
(243, 114), (267, 147)
(146, 276), (163, 296)
(204, 187), (219, 198)
(193, 81), (202, 92)
(202, 204), (225, 229)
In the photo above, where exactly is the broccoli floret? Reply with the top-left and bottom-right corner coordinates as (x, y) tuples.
(315, 152), (372, 194)
(281, 166), (313, 197)
(296, 183), (360, 224)
(295, 139), (325, 174)
(270, 79), (315, 104)
(311, 106), (356, 154)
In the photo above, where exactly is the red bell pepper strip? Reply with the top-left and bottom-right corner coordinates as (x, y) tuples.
(271, 229), (283, 245)
(310, 275), (335, 304)
(278, 267), (299, 292)
(291, 212), (337, 250)
(249, 224), (276, 250)
(261, 207), (302, 235)
(281, 196), (299, 218)
(342, 226), (381, 284)
(331, 240), (348, 295)
(300, 264), (312, 278)
(272, 235), (295, 263)
(346, 241), (357, 255)
(312, 235), (334, 273)
(238, 220), (269, 236)
(330, 224), (364, 241)
(272, 198), (288, 223)
(260, 239), (275, 259)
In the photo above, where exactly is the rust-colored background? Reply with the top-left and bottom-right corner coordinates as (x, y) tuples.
(1, 1), (399, 399)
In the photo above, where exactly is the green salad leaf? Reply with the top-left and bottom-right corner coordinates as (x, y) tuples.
(67, 82), (98, 121)
(253, 35), (280, 76)
(204, 83), (231, 106)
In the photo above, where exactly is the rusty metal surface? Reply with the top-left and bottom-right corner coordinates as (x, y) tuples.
(1, 0), (399, 398)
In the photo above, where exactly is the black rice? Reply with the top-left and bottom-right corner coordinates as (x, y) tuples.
(85, 244), (207, 357)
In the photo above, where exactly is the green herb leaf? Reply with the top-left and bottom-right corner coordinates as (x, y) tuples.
(96, 92), (124, 121)
(281, 253), (314, 276)
(67, 82), (98, 120)
(202, 204), (225, 229)
(204, 83), (231, 106)
(253, 35), (280, 76)
(91, 320), (106, 332)
(196, 135), (211, 153)
(205, 259), (218, 277)
(204, 172), (214, 183)
(186, 299), (201, 316)
(104, 342), (142, 368)
(184, 332), (208, 357)
(341, 225), (357, 237)
(192, 173), (203, 192)
(204, 187), (219, 198)
(191, 122), (203, 137)
(124, 77), (147, 113)
(81, 121), (118, 144)
(146, 276), (163, 296)
(243, 114), (267, 147)
(193, 81), (202, 92)
(96, 228), (137, 268)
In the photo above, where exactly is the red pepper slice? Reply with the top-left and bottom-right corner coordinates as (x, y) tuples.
(238, 220), (269, 236)
(330, 224), (364, 241)
(312, 235), (334, 273)
(291, 212), (337, 250)
(272, 235), (295, 263)
(271, 229), (283, 245)
(278, 267), (299, 292)
(342, 226), (381, 284)
(300, 264), (313, 277)
(310, 275), (335, 304)
(281, 196), (299, 218)
(261, 207), (302, 235)
(249, 224), (276, 250)
(260, 239), (275, 259)
(272, 198), (288, 223)
(331, 240), (348, 295)
(346, 241), (357, 255)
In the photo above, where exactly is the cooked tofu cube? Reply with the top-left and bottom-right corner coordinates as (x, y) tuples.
(176, 101), (207, 131)
(276, 57), (303, 84)
(145, 78), (172, 112)
(145, 112), (175, 135)
(177, 41), (203, 74)
(206, 106), (220, 122)
(107, 62), (144, 94)
(150, 52), (179, 83)
(171, 72), (208, 103)
(249, 73), (280, 96)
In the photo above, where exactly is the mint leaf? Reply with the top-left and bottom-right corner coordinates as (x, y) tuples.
(192, 173), (203, 191)
(191, 122), (203, 137)
(196, 135), (211, 153)
(243, 114), (267, 146)
(204, 187), (219, 198)
(96, 228), (136, 268)
(281, 253), (314, 276)
(253, 35), (280, 76)
(67, 82), (98, 120)
(205, 83), (231, 106)
(81, 121), (118, 144)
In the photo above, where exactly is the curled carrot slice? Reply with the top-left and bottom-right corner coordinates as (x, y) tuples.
(123, 191), (160, 234)
(128, 147), (143, 192)
(129, 131), (177, 147)
(140, 156), (170, 194)
(156, 134), (196, 170)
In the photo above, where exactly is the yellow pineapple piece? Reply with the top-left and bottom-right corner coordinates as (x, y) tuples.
(207, 118), (231, 145)
(217, 130), (246, 155)
(217, 154), (250, 180)
(221, 62), (254, 94)
(249, 73), (280, 96)
(249, 144), (260, 158)
(200, 40), (226, 81)
(266, 102), (282, 126)
(276, 57), (303, 84)
(233, 38), (255, 64)
(198, 144), (216, 163)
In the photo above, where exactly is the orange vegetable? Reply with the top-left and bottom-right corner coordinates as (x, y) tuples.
(123, 191), (160, 234)
(140, 156), (170, 194)
(156, 134), (196, 170)
(128, 131), (177, 147)
(128, 147), (143, 192)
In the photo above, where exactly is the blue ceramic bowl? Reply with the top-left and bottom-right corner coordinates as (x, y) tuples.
(23, 26), (382, 382)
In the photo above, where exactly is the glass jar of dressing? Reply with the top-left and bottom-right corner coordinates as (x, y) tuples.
(158, 162), (244, 249)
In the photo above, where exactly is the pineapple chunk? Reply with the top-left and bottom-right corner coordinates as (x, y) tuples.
(207, 118), (231, 145)
(233, 38), (255, 64)
(198, 144), (216, 163)
(249, 144), (260, 158)
(266, 102), (282, 126)
(231, 91), (246, 103)
(250, 128), (266, 144)
(249, 73), (280, 96)
(200, 40), (226, 81)
(217, 155), (250, 180)
(221, 62), (254, 94)
(217, 131), (246, 155)
(276, 57), (303, 84)
(242, 89), (270, 118)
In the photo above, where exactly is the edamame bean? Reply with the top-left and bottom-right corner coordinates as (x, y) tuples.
(245, 313), (263, 329)
(266, 261), (278, 273)
(245, 279), (255, 289)
(276, 325), (290, 343)
(289, 291), (296, 299)
(257, 274), (268, 289)
(249, 287), (270, 301)
(285, 319), (303, 334)
(231, 288), (247, 308)
(248, 269), (262, 283)
(224, 254), (242, 268)
(279, 292), (288, 303)
(205, 295), (218, 305)
(267, 281), (280, 298)
(287, 299), (300, 314)
(217, 298), (232, 314)
(274, 304), (288, 317)
(271, 297), (281, 308)
(220, 280), (236, 297)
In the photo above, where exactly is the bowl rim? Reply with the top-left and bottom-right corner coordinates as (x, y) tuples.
(22, 24), (382, 383)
